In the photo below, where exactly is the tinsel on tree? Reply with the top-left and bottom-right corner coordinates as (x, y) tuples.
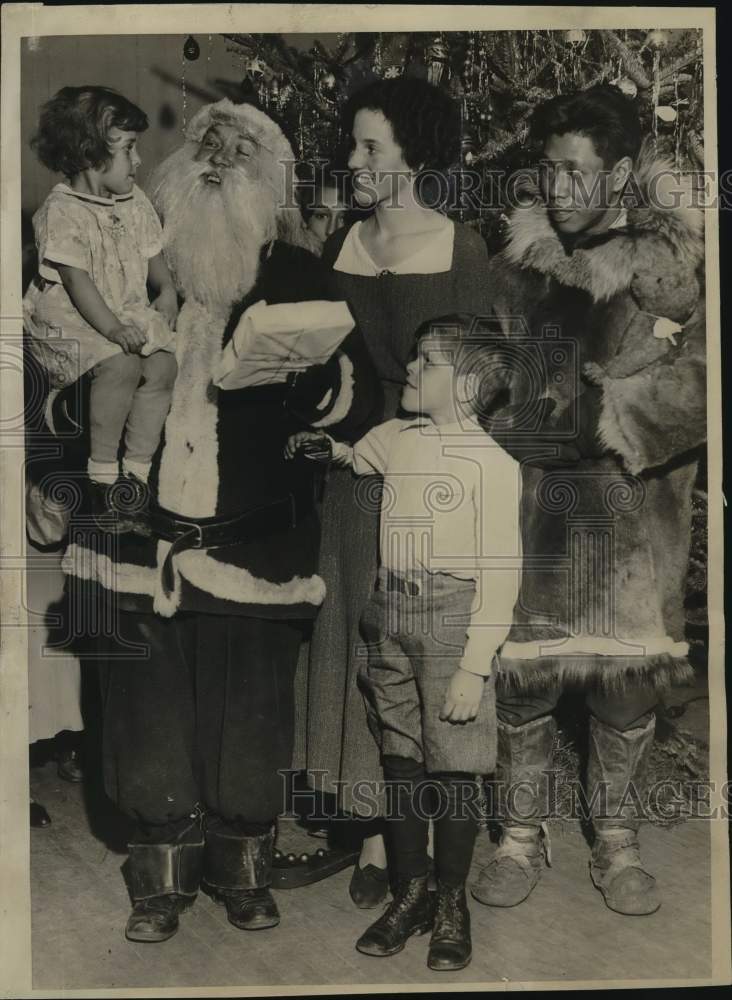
(214, 29), (704, 242)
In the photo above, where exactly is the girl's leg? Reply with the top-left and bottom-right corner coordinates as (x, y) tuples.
(88, 353), (143, 480)
(123, 351), (178, 478)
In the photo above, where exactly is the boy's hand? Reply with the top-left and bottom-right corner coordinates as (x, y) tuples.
(284, 431), (329, 460)
(440, 668), (485, 724)
(152, 288), (179, 328)
(106, 323), (147, 355)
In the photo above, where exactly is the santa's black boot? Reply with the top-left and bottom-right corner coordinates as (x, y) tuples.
(587, 714), (660, 916)
(471, 715), (555, 908)
(125, 817), (204, 943)
(203, 824), (279, 930)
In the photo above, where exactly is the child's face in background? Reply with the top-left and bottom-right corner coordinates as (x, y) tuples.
(402, 337), (460, 424)
(306, 187), (347, 247)
(99, 127), (141, 197)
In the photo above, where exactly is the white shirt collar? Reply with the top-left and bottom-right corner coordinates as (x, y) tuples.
(54, 182), (134, 207)
(333, 219), (455, 277)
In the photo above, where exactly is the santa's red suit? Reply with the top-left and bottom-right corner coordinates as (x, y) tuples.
(61, 100), (381, 941)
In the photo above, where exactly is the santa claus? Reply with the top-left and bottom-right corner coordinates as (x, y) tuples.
(61, 99), (380, 943)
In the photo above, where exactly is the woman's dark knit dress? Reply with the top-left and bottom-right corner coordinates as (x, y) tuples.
(299, 220), (497, 812)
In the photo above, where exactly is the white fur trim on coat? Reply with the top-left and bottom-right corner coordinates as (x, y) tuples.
(157, 302), (222, 517)
(176, 549), (326, 606)
(62, 543), (157, 595)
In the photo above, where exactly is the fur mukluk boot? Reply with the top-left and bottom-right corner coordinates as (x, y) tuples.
(471, 715), (556, 907)
(587, 714), (660, 916)
(125, 814), (205, 943)
(202, 822), (279, 930)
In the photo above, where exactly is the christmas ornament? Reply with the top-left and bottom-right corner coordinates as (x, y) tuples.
(426, 37), (449, 86)
(384, 66), (402, 79)
(247, 56), (266, 78)
(655, 105), (677, 123)
(615, 77), (638, 98)
(183, 35), (200, 61)
(321, 72), (336, 91)
(646, 29), (670, 50)
(461, 131), (477, 162)
(564, 28), (586, 47)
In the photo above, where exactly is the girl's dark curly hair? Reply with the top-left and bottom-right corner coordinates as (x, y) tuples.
(31, 85), (149, 178)
(343, 78), (460, 173)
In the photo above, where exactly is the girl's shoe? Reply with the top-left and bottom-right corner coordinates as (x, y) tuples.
(355, 875), (434, 957)
(427, 882), (472, 972)
(349, 863), (390, 909)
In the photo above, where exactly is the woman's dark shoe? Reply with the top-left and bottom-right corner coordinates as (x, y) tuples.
(208, 886), (280, 930)
(30, 799), (51, 828)
(355, 875), (434, 957)
(57, 749), (84, 783)
(349, 863), (390, 909)
(125, 894), (194, 943)
(427, 883), (472, 972)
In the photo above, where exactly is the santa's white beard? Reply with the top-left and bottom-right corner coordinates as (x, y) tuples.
(148, 145), (277, 314)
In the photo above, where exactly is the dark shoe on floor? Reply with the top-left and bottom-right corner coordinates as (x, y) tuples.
(349, 863), (390, 909)
(210, 886), (280, 930)
(428, 883), (472, 972)
(30, 800), (51, 828)
(57, 749), (84, 783)
(356, 875), (434, 957)
(125, 894), (194, 943)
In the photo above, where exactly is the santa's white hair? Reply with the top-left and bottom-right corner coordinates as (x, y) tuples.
(147, 99), (308, 313)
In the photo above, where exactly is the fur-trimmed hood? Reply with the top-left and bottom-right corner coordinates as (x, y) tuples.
(502, 146), (704, 303)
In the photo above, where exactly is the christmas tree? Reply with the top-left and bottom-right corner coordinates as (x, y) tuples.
(214, 30), (704, 238)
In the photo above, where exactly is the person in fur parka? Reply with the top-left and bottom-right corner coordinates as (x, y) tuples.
(471, 85), (706, 918)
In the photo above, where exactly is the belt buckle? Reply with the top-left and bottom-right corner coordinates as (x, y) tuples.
(187, 522), (204, 548)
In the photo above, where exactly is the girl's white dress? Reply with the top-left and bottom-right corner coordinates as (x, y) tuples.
(23, 183), (175, 389)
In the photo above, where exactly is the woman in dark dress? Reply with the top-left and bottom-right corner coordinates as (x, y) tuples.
(300, 79), (499, 904)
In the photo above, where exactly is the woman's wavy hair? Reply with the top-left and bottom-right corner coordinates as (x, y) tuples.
(342, 78), (460, 173)
(31, 85), (148, 178)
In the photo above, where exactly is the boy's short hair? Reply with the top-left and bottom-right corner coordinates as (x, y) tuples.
(529, 83), (642, 166)
(416, 313), (513, 424)
(32, 85), (149, 178)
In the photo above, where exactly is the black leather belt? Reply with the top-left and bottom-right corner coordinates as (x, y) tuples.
(132, 491), (313, 598)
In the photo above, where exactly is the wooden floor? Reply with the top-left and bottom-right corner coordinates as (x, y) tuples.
(30, 755), (713, 991)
